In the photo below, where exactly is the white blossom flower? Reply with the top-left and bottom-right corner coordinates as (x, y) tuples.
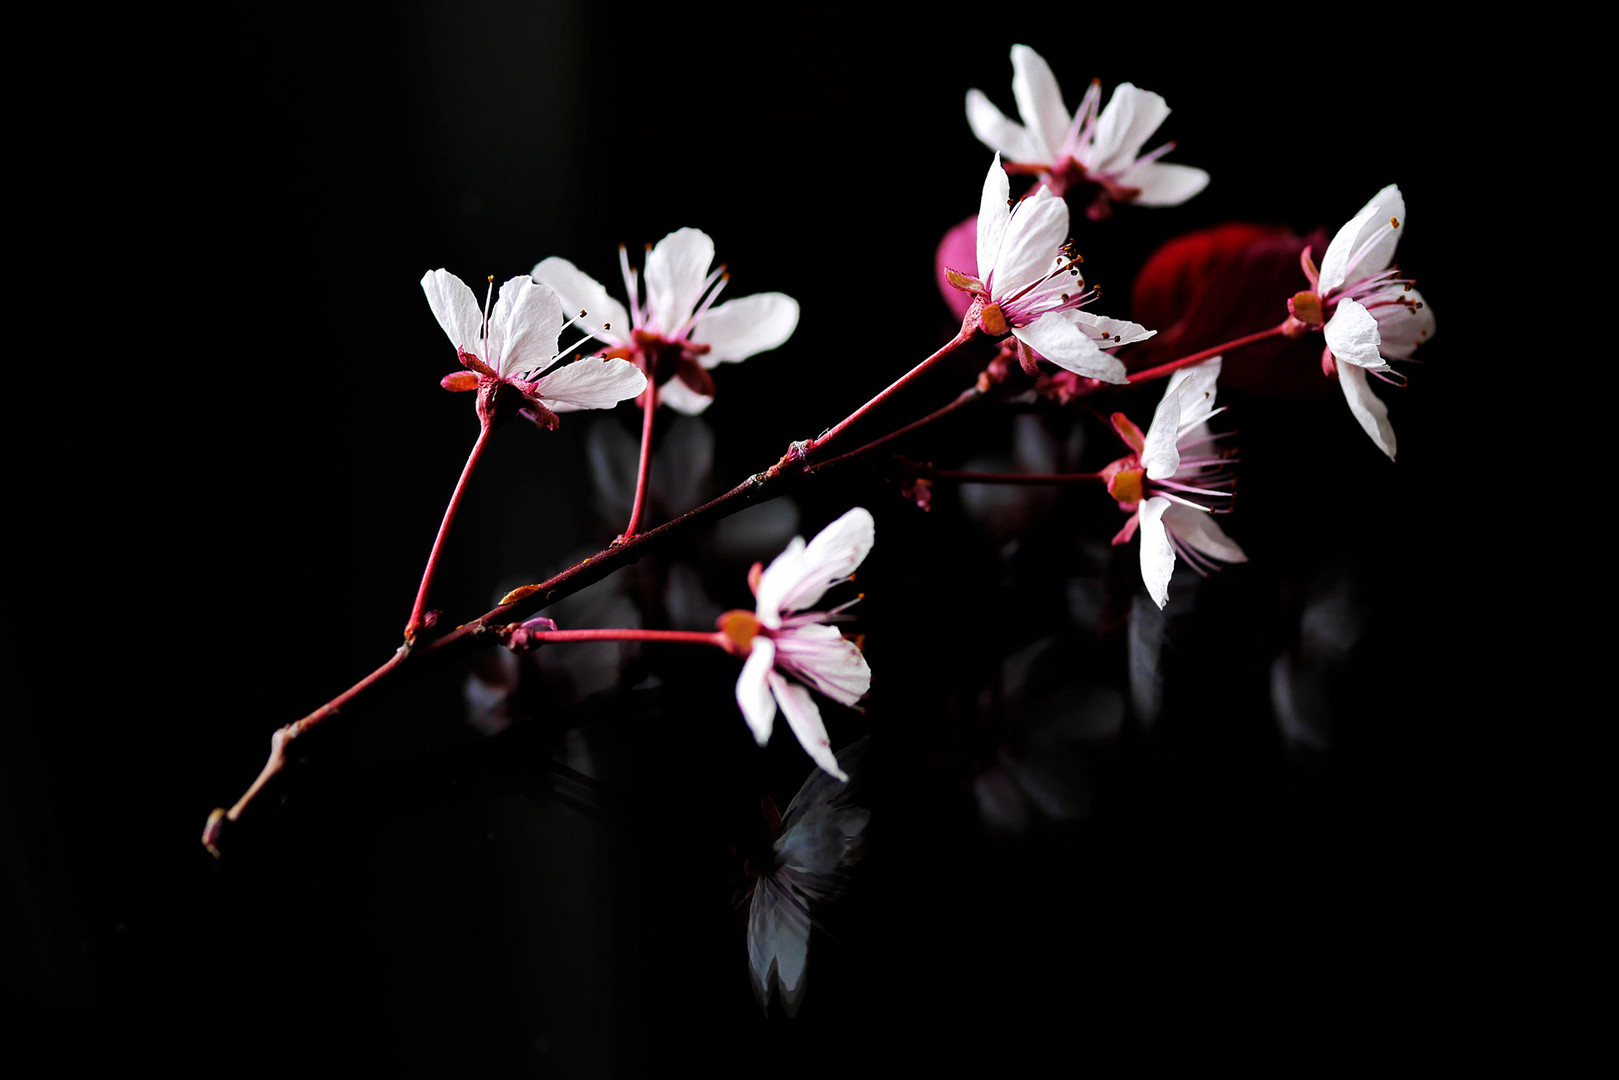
(719, 508), (874, 780)
(945, 155), (1153, 383)
(1287, 185), (1435, 460)
(1103, 359), (1246, 608)
(966, 45), (1208, 216)
(531, 228), (799, 415)
(422, 269), (646, 428)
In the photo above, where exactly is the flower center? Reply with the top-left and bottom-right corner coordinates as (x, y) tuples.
(979, 302), (1009, 336)
(718, 609), (765, 655)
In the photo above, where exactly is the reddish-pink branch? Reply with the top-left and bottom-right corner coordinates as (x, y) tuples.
(805, 387), (984, 476)
(520, 628), (729, 647)
(805, 330), (973, 455)
(1124, 323), (1289, 385)
(405, 423), (493, 642)
(930, 470), (1105, 485)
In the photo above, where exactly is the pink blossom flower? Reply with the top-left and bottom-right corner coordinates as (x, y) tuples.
(966, 45), (1208, 218)
(719, 508), (874, 781)
(1286, 185), (1435, 459)
(944, 155), (1153, 383)
(422, 270), (646, 429)
(1103, 359), (1246, 608)
(531, 228), (799, 414)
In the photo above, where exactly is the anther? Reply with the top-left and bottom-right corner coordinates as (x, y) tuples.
(1390, 216), (1400, 228)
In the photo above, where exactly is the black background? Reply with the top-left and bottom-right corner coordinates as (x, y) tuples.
(5, 3), (1511, 1073)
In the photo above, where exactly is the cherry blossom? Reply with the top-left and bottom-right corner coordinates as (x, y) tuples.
(1103, 358), (1246, 608)
(531, 229), (799, 414)
(1285, 185), (1435, 459)
(719, 508), (874, 781)
(966, 45), (1208, 217)
(422, 269), (646, 430)
(944, 155), (1153, 383)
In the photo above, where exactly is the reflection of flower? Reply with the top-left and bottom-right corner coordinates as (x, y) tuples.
(945, 156), (1151, 382)
(1104, 359), (1246, 608)
(744, 740), (868, 1017)
(532, 229), (798, 414)
(1288, 185), (1435, 459)
(421, 270), (646, 429)
(721, 508), (874, 781)
(966, 45), (1207, 217)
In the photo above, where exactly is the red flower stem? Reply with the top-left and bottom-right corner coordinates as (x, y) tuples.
(930, 470), (1104, 485)
(521, 628), (729, 647)
(805, 387), (983, 476)
(405, 423), (494, 642)
(1124, 322), (1289, 385)
(620, 381), (659, 540)
(805, 331), (972, 456)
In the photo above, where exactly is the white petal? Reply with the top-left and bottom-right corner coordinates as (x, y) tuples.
(1089, 84), (1170, 175)
(769, 671), (848, 781)
(534, 357), (646, 412)
(643, 227), (715, 336)
(774, 623), (871, 706)
(1011, 313), (1127, 383)
(1140, 380), (1183, 481)
(756, 507), (875, 620)
(656, 377), (714, 415)
(966, 90), (1043, 163)
(1009, 44), (1068, 163)
(529, 256), (629, 348)
(992, 186), (1069, 299)
(1374, 287), (1434, 359)
(976, 155), (1011, 281)
(736, 638), (778, 745)
(420, 269), (485, 354)
(1161, 502), (1247, 563)
(692, 293), (799, 365)
(1322, 298), (1388, 370)
(1164, 357), (1223, 439)
(1117, 161), (1209, 207)
(1070, 309), (1156, 347)
(1138, 498), (1176, 610)
(1337, 360), (1397, 460)
(488, 276), (564, 379)
(1318, 185), (1403, 295)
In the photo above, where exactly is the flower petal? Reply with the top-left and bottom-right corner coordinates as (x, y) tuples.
(756, 508), (874, 621)
(1070, 309), (1156, 347)
(976, 155), (1011, 283)
(488, 276), (565, 380)
(421, 269), (485, 354)
(1322, 298), (1388, 370)
(1011, 313), (1127, 383)
(1165, 356), (1223, 437)
(737, 637), (778, 745)
(774, 623), (870, 706)
(1318, 185), (1403, 295)
(1162, 502), (1247, 563)
(657, 377), (714, 415)
(1009, 44), (1068, 163)
(1374, 287), (1434, 359)
(534, 357), (647, 412)
(992, 187), (1069, 300)
(1089, 84), (1170, 176)
(768, 670), (848, 781)
(1141, 379), (1182, 481)
(966, 90), (1043, 163)
(643, 228), (715, 337)
(1117, 161), (1209, 207)
(1337, 360), (1397, 460)
(1138, 497), (1176, 609)
(529, 256), (629, 349)
(693, 293), (799, 365)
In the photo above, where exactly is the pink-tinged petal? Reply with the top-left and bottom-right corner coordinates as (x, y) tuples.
(774, 623), (870, 706)
(692, 293), (799, 365)
(1070, 310), (1156, 347)
(1374, 287), (1434, 359)
(1164, 357), (1223, 437)
(1137, 497), (1176, 610)
(644, 228), (715, 336)
(737, 637), (778, 745)
(1089, 84), (1170, 175)
(1012, 313), (1127, 383)
(489, 276), (565, 380)
(1111, 511), (1141, 546)
(1318, 185), (1403, 295)
(993, 187), (1070, 299)
(1322, 298), (1388, 370)
(1140, 380), (1183, 481)
(1110, 412), (1146, 453)
(1337, 360), (1397, 460)
(1117, 161), (1209, 207)
(966, 90), (1043, 163)
(529, 256), (629, 348)
(1161, 502), (1247, 563)
(768, 671), (848, 781)
(1009, 44), (1069, 163)
(657, 377), (714, 415)
(421, 269), (485, 353)
(534, 357), (646, 412)
(936, 215), (980, 321)
(758, 508), (874, 621)
(976, 155), (1011, 282)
